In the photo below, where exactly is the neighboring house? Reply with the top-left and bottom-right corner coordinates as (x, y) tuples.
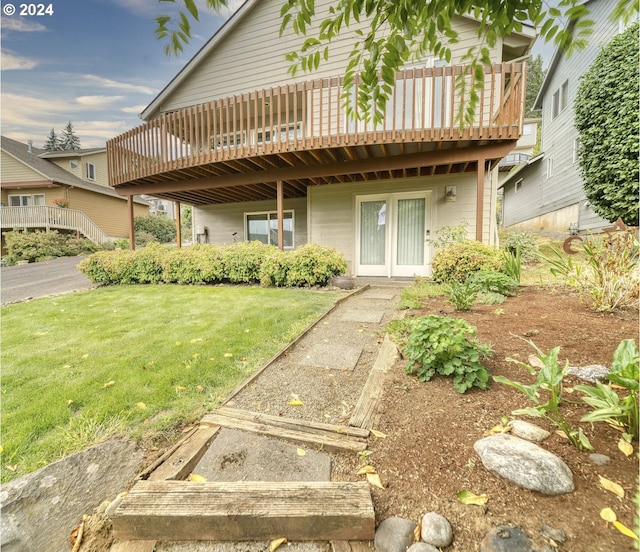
(107, 0), (535, 277)
(497, 118), (540, 187)
(501, 0), (631, 233)
(1, 136), (149, 249)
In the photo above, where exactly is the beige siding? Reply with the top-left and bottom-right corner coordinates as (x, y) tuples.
(1, 151), (45, 182)
(50, 152), (109, 187)
(1, 186), (64, 206)
(50, 157), (82, 179)
(193, 198), (308, 246)
(68, 188), (148, 237)
(158, 0), (499, 115)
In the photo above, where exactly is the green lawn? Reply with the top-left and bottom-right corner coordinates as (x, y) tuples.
(1, 285), (338, 483)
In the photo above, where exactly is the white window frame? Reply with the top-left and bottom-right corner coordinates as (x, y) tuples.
(244, 210), (295, 248)
(551, 80), (569, 119)
(69, 160), (78, 169)
(514, 178), (523, 193)
(8, 193), (45, 206)
(85, 162), (96, 180)
(546, 156), (554, 178)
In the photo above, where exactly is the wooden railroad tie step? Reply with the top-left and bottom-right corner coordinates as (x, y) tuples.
(112, 480), (375, 542)
(202, 406), (369, 453)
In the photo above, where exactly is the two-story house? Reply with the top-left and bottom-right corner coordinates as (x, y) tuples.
(1, 136), (149, 249)
(500, 0), (631, 234)
(107, 0), (535, 277)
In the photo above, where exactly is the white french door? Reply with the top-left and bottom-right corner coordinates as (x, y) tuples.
(356, 192), (431, 277)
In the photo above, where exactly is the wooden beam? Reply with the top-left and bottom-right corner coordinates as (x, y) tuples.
(112, 480), (375, 542)
(113, 142), (516, 196)
(128, 195), (135, 250)
(175, 201), (182, 248)
(476, 157), (486, 242)
(277, 179), (284, 250)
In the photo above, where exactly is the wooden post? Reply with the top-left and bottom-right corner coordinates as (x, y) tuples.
(276, 180), (284, 250)
(128, 195), (135, 250)
(175, 201), (182, 249)
(476, 158), (485, 242)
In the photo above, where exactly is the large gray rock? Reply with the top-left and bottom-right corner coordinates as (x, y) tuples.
(474, 434), (574, 495)
(420, 512), (453, 548)
(374, 516), (417, 552)
(407, 544), (438, 552)
(1, 439), (142, 552)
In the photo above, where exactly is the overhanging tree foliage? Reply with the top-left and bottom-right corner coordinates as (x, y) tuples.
(574, 22), (639, 225)
(155, 0), (637, 125)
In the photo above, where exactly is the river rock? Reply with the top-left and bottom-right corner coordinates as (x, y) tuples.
(480, 526), (535, 552)
(474, 433), (574, 494)
(374, 516), (417, 552)
(510, 420), (551, 442)
(420, 512), (453, 548)
(0, 439), (142, 552)
(567, 364), (609, 382)
(407, 544), (439, 552)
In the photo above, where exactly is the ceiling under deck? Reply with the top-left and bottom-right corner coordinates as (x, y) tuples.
(115, 139), (516, 206)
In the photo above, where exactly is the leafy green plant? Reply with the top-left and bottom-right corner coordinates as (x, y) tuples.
(431, 241), (505, 283)
(502, 231), (538, 263)
(467, 270), (518, 296)
(476, 291), (506, 305)
(427, 222), (469, 248)
(134, 215), (177, 243)
(397, 278), (447, 309)
(400, 315), (492, 393)
(502, 247), (522, 283)
(3, 229), (100, 265)
(576, 339), (639, 441)
(494, 340), (593, 450)
(542, 232), (639, 311)
(446, 281), (477, 311)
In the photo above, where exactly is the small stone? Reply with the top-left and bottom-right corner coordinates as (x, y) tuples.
(566, 364), (609, 382)
(510, 420), (551, 442)
(588, 453), (611, 466)
(420, 512), (453, 548)
(407, 544), (439, 552)
(540, 522), (566, 544)
(374, 517), (417, 552)
(480, 526), (535, 552)
(474, 434), (574, 495)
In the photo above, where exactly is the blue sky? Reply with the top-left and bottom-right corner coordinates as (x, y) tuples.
(1, 1), (555, 149)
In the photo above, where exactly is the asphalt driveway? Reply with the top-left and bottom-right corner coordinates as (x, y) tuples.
(1, 256), (94, 305)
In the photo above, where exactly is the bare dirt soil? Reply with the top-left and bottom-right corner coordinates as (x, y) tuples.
(357, 286), (639, 551)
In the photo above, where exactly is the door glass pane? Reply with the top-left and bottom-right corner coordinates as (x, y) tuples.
(360, 200), (386, 265)
(9, 196), (21, 206)
(247, 214), (269, 244)
(396, 198), (425, 265)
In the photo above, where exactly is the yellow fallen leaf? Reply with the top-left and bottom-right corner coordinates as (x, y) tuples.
(483, 422), (512, 436)
(456, 489), (489, 505)
(67, 400), (73, 406)
(175, 341), (182, 346)
(600, 508), (617, 522)
(197, 385), (204, 393)
(366, 472), (384, 489)
(413, 522), (422, 542)
(6, 465), (17, 472)
(102, 381), (115, 389)
(175, 385), (186, 392)
(270, 537), (287, 552)
(370, 429), (387, 439)
(190, 338), (202, 343)
(598, 475), (625, 498)
(613, 520), (639, 540)
(296, 448), (306, 456)
(224, 353), (233, 358)
(81, 354), (89, 359)
(618, 438), (633, 457)
(357, 465), (377, 475)
(188, 473), (207, 482)
(192, 353), (200, 360)
(136, 402), (147, 410)
(63, 364), (71, 369)
(288, 399), (304, 406)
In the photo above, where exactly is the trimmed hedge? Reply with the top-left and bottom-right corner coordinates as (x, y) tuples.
(3, 229), (102, 265)
(78, 241), (347, 288)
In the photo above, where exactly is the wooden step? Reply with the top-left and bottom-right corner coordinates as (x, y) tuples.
(202, 407), (369, 453)
(112, 480), (375, 541)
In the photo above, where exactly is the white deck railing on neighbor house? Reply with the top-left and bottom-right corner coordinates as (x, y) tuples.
(108, 62), (526, 185)
(0, 206), (111, 245)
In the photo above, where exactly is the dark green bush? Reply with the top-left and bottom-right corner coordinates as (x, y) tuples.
(501, 232), (538, 263)
(3, 230), (100, 265)
(134, 216), (176, 243)
(431, 241), (505, 283)
(78, 241), (347, 287)
(467, 271), (518, 296)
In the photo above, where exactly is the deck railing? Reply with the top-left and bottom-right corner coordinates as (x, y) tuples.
(108, 62), (526, 186)
(0, 206), (111, 244)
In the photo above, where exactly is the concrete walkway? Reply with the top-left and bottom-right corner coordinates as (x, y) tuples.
(114, 284), (408, 551)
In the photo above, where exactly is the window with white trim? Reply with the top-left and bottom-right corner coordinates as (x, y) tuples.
(514, 179), (523, 193)
(546, 156), (554, 178)
(85, 162), (96, 180)
(552, 80), (569, 119)
(69, 160), (78, 169)
(8, 193), (45, 206)
(245, 210), (294, 248)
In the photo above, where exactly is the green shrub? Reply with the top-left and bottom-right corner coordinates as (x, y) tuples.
(222, 241), (275, 283)
(134, 215), (176, 243)
(396, 315), (493, 393)
(502, 231), (538, 262)
(286, 243), (348, 287)
(445, 281), (477, 311)
(467, 271), (518, 296)
(135, 230), (158, 247)
(431, 241), (505, 283)
(3, 230), (99, 265)
(427, 222), (469, 248)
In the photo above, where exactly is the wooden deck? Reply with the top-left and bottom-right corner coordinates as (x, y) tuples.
(107, 63), (526, 205)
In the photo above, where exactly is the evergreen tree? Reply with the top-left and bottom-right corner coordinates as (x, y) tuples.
(60, 121), (81, 150)
(43, 128), (61, 152)
(525, 55), (545, 118)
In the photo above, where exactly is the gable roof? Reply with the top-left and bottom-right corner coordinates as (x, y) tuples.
(1, 136), (146, 203)
(39, 147), (106, 159)
(498, 153), (544, 189)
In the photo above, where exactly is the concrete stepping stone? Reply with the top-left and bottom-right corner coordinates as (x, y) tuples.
(298, 342), (363, 370)
(339, 309), (384, 323)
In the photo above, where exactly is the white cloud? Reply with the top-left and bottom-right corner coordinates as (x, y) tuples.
(1, 49), (39, 70)
(76, 95), (126, 107)
(121, 105), (148, 114)
(82, 75), (156, 95)
(1, 18), (47, 32)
